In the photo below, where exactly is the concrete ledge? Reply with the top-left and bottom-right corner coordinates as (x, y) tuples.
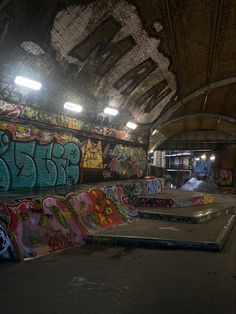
(138, 204), (234, 223)
(85, 214), (235, 251)
(85, 234), (220, 251)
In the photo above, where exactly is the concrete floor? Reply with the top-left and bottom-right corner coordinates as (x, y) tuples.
(0, 225), (235, 314)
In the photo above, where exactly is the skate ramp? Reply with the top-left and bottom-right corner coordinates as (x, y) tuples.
(181, 177), (219, 193)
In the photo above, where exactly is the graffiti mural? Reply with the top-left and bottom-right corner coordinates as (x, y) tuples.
(103, 144), (147, 178)
(51, 0), (176, 124)
(107, 185), (138, 218)
(81, 139), (103, 169)
(88, 188), (126, 227)
(0, 185), (130, 259)
(67, 188), (126, 231)
(122, 183), (139, 206)
(0, 99), (148, 144)
(104, 186), (129, 221)
(3, 196), (83, 259)
(0, 123), (81, 191)
(0, 121), (148, 190)
(136, 179), (163, 196)
(0, 179), (166, 259)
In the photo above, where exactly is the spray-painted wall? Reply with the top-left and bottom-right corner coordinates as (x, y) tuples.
(0, 121), (147, 191)
(0, 181), (144, 259)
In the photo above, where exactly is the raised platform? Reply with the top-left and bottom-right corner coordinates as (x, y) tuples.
(138, 203), (234, 223)
(85, 214), (235, 251)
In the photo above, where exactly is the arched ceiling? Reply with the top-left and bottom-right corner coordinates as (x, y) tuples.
(150, 115), (236, 149)
(0, 0), (235, 145)
(157, 130), (236, 150)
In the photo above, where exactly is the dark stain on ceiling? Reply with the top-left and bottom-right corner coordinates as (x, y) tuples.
(0, 0), (235, 147)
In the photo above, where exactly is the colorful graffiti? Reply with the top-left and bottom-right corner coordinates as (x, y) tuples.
(105, 185), (138, 218)
(103, 144), (147, 178)
(0, 121), (80, 145)
(0, 121), (148, 190)
(0, 185), (136, 259)
(0, 178), (176, 260)
(0, 222), (14, 259)
(138, 197), (175, 208)
(0, 128), (81, 191)
(138, 194), (215, 208)
(136, 179), (163, 196)
(123, 183), (139, 205)
(0, 99), (148, 144)
(67, 188), (126, 231)
(82, 139), (103, 169)
(3, 197), (82, 259)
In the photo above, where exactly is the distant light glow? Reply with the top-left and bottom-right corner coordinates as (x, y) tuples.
(152, 129), (157, 135)
(149, 149), (154, 154)
(201, 154), (206, 160)
(210, 155), (216, 161)
(104, 107), (118, 116)
(15, 76), (42, 90)
(64, 102), (83, 113)
(126, 122), (137, 129)
(195, 157), (200, 161)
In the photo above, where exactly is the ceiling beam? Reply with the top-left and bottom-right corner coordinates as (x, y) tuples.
(205, 0), (224, 84)
(165, 0), (187, 131)
(151, 77), (236, 130)
(159, 113), (236, 127)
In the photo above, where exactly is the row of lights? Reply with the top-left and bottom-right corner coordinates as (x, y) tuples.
(14, 76), (138, 130)
(195, 154), (216, 161)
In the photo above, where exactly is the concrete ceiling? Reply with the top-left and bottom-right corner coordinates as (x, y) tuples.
(0, 0), (235, 147)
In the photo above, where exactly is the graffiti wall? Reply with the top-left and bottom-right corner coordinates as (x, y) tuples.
(0, 184), (138, 260)
(0, 99), (148, 144)
(0, 121), (81, 191)
(0, 121), (147, 191)
(0, 178), (167, 260)
(103, 143), (147, 179)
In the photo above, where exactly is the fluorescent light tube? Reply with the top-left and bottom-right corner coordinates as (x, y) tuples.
(64, 102), (83, 112)
(15, 76), (42, 90)
(126, 122), (137, 129)
(104, 107), (118, 116)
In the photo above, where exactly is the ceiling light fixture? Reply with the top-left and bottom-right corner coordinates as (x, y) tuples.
(201, 154), (206, 160)
(64, 102), (83, 113)
(152, 129), (157, 135)
(149, 149), (154, 154)
(104, 107), (118, 116)
(15, 76), (42, 90)
(210, 155), (215, 161)
(195, 157), (200, 161)
(126, 122), (137, 129)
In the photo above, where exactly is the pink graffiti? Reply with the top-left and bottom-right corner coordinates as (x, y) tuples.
(192, 197), (204, 206)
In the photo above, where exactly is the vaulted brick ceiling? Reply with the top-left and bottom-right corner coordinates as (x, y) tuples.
(0, 0), (235, 147)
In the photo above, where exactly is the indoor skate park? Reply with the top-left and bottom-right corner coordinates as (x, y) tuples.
(0, 1), (235, 313)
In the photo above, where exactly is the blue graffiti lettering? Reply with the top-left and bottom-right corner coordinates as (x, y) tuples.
(0, 131), (81, 191)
